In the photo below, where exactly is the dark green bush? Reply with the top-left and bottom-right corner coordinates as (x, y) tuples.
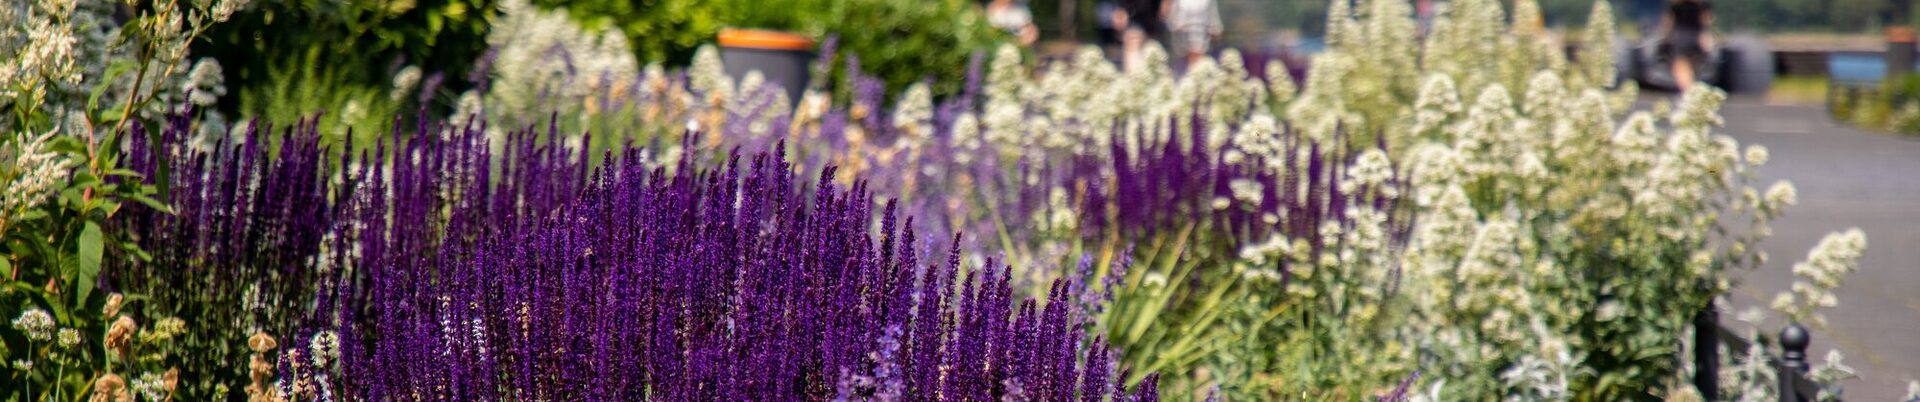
(194, 0), (497, 117)
(1828, 74), (1920, 135)
(537, 0), (1004, 96)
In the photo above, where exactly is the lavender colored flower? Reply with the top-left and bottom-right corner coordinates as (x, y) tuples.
(126, 110), (1162, 400)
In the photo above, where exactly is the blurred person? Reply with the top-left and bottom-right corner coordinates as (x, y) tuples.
(1098, 2), (1131, 46)
(1416, 0), (1435, 36)
(987, 0), (1041, 47)
(1115, 0), (1168, 40)
(1164, 0), (1222, 68)
(1098, 1), (1134, 62)
(1659, 0), (1713, 92)
(1123, 26), (1149, 72)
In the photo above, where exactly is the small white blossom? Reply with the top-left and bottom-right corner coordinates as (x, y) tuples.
(132, 372), (167, 401)
(1228, 178), (1263, 204)
(1744, 145), (1769, 166)
(57, 328), (79, 347)
(11, 308), (54, 341)
(311, 330), (340, 369)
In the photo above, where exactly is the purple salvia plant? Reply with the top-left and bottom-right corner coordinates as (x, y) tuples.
(243, 115), (1170, 400)
(1377, 371), (1421, 402)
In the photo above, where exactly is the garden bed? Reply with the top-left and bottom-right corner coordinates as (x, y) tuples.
(0, 0), (1891, 401)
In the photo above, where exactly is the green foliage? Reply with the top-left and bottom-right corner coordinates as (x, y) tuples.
(195, 0), (497, 105)
(1100, 226), (1246, 400)
(1715, 0), (1892, 33)
(236, 48), (404, 153)
(2, 1), (239, 398)
(1829, 74), (1920, 136)
(535, 0), (1003, 97)
(199, 0), (495, 138)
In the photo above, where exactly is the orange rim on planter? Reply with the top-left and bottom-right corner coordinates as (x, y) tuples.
(1889, 27), (1916, 44)
(718, 29), (815, 51)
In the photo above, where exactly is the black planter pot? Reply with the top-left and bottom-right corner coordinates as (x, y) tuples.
(718, 29), (817, 102)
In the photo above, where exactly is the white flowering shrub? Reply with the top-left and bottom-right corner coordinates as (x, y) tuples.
(474, 0), (648, 149)
(921, 1), (1862, 400)
(156, 0), (1862, 399)
(3, 0), (248, 399)
(1771, 229), (1869, 327)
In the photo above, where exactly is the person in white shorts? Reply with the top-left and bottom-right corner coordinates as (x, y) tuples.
(1165, 0), (1222, 68)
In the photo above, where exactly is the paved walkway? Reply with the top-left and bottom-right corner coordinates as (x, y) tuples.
(1718, 98), (1920, 401)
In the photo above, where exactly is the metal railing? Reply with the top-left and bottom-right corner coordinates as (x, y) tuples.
(1692, 306), (1828, 402)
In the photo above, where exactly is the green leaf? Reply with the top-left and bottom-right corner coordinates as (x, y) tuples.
(104, 168), (145, 178)
(46, 135), (89, 156)
(60, 187), (86, 208)
(14, 209), (48, 221)
(127, 193), (174, 214)
(75, 221), (103, 306)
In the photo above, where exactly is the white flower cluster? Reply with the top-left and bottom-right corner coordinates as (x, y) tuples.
(132, 372), (167, 401)
(891, 82), (934, 144)
(1771, 228), (1868, 326)
(11, 308), (54, 341)
(0, 0), (82, 132)
(1808, 349), (1858, 402)
(1498, 319), (1583, 402)
(307, 330), (339, 368)
(484, 0), (641, 127)
(2, 128), (72, 219)
(1723, 341), (1780, 402)
(972, 41), (1264, 161)
(689, 44), (732, 102)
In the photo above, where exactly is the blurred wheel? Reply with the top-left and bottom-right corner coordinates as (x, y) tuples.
(1613, 35), (1635, 88)
(1718, 35), (1775, 95)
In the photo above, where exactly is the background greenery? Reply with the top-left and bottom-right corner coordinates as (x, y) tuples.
(195, 0), (497, 118)
(536, 0), (1004, 97)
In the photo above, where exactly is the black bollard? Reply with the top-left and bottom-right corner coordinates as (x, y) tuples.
(1694, 305), (1720, 401)
(1778, 323), (1811, 402)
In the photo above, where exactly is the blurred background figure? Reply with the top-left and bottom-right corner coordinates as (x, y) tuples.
(987, 0), (1042, 46)
(1660, 0), (1714, 92)
(1097, 1), (1131, 56)
(1166, 0), (1223, 68)
(1123, 27), (1150, 72)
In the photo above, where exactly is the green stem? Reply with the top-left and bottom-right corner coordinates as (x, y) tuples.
(53, 356), (65, 402)
(24, 340), (32, 400)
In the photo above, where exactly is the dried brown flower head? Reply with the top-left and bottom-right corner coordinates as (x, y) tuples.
(90, 373), (131, 402)
(162, 367), (180, 393)
(247, 332), (277, 353)
(104, 316), (137, 354)
(102, 293), (124, 318)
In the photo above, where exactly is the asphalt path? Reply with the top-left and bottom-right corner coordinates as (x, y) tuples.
(1714, 97), (1920, 401)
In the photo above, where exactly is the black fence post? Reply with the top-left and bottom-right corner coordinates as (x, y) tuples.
(1779, 323), (1811, 402)
(1695, 305), (1720, 401)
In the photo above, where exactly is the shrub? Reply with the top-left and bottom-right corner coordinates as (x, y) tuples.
(2, 0), (241, 399)
(195, 0), (496, 111)
(535, 0), (1003, 97)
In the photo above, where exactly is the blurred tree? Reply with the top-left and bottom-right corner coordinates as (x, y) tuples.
(540, 0), (1003, 97)
(1537, 0), (1603, 26)
(1830, 0), (1890, 30)
(195, 0), (499, 114)
(1712, 0), (1898, 33)
(1031, 0), (1097, 42)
